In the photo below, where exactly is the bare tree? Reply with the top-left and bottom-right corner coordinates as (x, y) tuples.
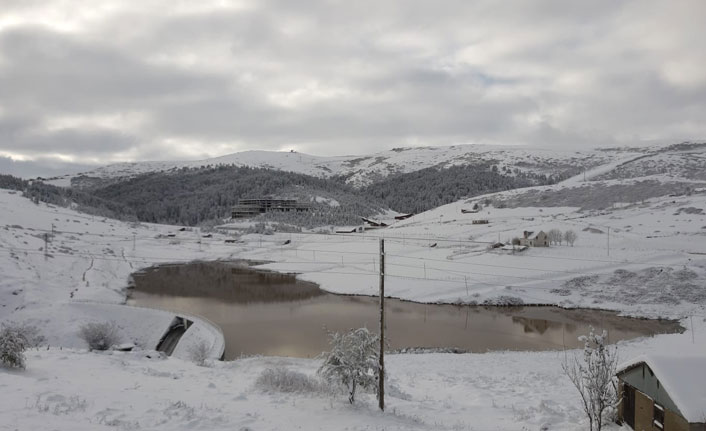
(548, 228), (563, 245)
(562, 328), (619, 431)
(318, 328), (380, 404)
(564, 230), (578, 246)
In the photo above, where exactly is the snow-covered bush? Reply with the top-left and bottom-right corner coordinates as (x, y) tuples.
(255, 367), (320, 393)
(247, 222), (274, 235)
(482, 295), (524, 306)
(562, 327), (618, 431)
(78, 322), (122, 351)
(318, 327), (380, 404)
(188, 340), (210, 367)
(0, 321), (42, 369)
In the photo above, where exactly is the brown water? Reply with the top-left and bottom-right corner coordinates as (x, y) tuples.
(127, 261), (681, 359)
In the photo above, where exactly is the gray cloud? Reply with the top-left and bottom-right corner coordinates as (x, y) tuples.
(0, 0), (704, 172)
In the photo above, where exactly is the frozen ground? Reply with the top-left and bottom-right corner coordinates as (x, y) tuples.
(2, 151), (706, 430)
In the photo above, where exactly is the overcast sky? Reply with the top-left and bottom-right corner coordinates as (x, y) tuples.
(0, 0), (704, 171)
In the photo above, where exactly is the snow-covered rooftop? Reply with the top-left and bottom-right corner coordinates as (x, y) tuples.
(618, 354), (706, 423)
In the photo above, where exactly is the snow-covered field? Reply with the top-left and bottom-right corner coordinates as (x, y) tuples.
(3, 320), (704, 430)
(3, 150), (706, 430)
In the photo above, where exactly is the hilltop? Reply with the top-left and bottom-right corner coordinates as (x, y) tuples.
(45, 143), (644, 189)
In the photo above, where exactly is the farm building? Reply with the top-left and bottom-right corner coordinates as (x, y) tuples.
(231, 198), (310, 218)
(617, 355), (706, 431)
(519, 230), (548, 247)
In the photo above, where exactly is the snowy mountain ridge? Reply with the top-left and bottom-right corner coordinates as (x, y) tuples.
(45, 143), (656, 188)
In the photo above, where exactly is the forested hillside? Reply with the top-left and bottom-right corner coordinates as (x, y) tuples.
(88, 165), (387, 226)
(0, 174), (137, 220)
(3, 161), (567, 227)
(362, 164), (565, 213)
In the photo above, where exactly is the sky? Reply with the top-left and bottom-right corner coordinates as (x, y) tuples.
(0, 0), (704, 173)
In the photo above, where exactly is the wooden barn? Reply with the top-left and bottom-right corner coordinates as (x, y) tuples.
(617, 355), (706, 431)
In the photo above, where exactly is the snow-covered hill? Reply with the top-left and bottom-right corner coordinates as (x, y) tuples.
(45, 144), (646, 188)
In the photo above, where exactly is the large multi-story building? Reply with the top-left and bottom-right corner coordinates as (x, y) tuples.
(231, 198), (310, 218)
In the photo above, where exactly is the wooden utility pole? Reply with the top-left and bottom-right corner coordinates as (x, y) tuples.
(378, 238), (385, 411)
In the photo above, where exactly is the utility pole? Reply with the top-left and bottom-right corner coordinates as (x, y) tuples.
(378, 238), (385, 411)
(132, 233), (136, 251)
(607, 227), (610, 256)
(44, 233), (49, 259)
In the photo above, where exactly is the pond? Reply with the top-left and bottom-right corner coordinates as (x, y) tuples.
(126, 261), (681, 360)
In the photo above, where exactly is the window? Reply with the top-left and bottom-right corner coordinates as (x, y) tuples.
(653, 403), (664, 430)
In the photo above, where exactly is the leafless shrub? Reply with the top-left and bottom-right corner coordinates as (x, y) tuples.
(563, 275), (600, 290)
(78, 322), (122, 351)
(188, 340), (210, 367)
(255, 367), (320, 393)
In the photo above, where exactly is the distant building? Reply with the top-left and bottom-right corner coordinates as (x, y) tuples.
(617, 355), (706, 431)
(519, 230), (548, 247)
(394, 213), (415, 220)
(231, 198), (310, 218)
(361, 217), (388, 228)
(472, 219), (489, 225)
(336, 226), (365, 234)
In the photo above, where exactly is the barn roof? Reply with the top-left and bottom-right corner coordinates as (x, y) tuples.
(617, 354), (706, 422)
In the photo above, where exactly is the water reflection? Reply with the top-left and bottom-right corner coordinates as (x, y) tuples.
(127, 261), (681, 360)
(132, 261), (323, 303)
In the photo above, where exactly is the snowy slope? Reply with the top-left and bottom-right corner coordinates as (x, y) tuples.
(45, 144), (641, 188)
(2, 317), (704, 430)
(0, 189), (227, 359)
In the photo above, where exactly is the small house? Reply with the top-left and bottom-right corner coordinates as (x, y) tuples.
(616, 355), (706, 431)
(519, 230), (548, 247)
